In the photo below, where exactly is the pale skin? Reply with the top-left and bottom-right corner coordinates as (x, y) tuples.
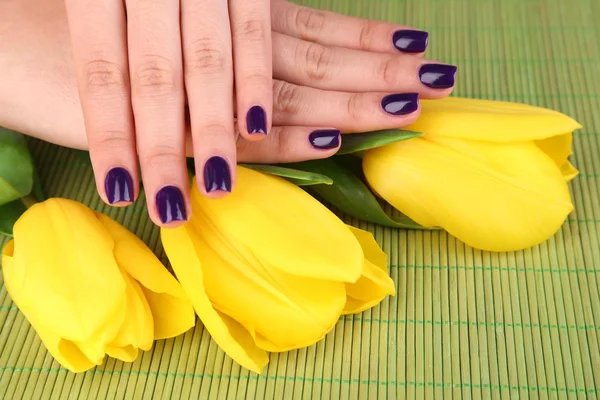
(0, 0), (456, 226)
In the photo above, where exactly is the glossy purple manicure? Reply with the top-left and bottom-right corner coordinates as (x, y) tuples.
(309, 130), (341, 149)
(203, 156), (232, 193)
(156, 186), (187, 224)
(393, 30), (429, 53)
(246, 105), (267, 134)
(381, 93), (419, 115)
(419, 64), (457, 89)
(104, 167), (133, 204)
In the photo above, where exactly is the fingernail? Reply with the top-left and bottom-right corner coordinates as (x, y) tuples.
(246, 105), (267, 134)
(419, 64), (457, 89)
(156, 186), (187, 224)
(204, 156), (232, 193)
(393, 30), (429, 53)
(104, 167), (134, 204)
(381, 93), (419, 115)
(309, 129), (341, 149)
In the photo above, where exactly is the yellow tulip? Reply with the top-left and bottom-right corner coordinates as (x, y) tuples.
(363, 97), (581, 252)
(1, 198), (195, 372)
(161, 166), (395, 373)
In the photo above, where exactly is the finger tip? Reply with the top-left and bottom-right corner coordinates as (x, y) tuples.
(149, 208), (190, 229)
(202, 190), (233, 199)
(155, 219), (189, 229)
(240, 131), (268, 142)
(102, 165), (137, 207)
(152, 185), (190, 228)
(421, 87), (455, 100)
(106, 200), (134, 208)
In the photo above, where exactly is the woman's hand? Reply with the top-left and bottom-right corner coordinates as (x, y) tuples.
(63, 0), (274, 226)
(0, 0), (456, 215)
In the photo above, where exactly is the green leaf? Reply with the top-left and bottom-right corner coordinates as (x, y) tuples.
(338, 129), (422, 155)
(184, 159), (332, 186)
(73, 149), (92, 165)
(238, 163), (333, 186)
(0, 198), (27, 236)
(287, 156), (437, 230)
(186, 157), (196, 186)
(29, 156), (46, 201)
(0, 127), (35, 206)
(31, 167), (45, 201)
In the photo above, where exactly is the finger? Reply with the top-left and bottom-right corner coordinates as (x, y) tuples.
(271, 0), (428, 54)
(126, 0), (189, 226)
(179, 120), (341, 162)
(64, 0), (138, 206)
(181, 126), (340, 162)
(181, 0), (236, 198)
(273, 32), (456, 96)
(229, 0), (272, 139)
(236, 126), (341, 163)
(271, 80), (421, 132)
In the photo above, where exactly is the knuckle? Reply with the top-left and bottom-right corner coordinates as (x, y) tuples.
(380, 56), (401, 86)
(358, 20), (376, 50)
(88, 130), (131, 150)
(195, 123), (232, 140)
(275, 129), (293, 156)
(300, 43), (332, 82)
(240, 72), (272, 90)
(346, 93), (363, 122)
(293, 7), (325, 40)
(184, 38), (230, 76)
(142, 144), (182, 169)
(82, 60), (127, 92)
(133, 55), (179, 95)
(235, 135), (253, 155)
(272, 80), (300, 115)
(237, 19), (267, 42)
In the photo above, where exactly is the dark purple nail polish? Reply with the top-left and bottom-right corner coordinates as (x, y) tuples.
(204, 156), (232, 193)
(309, 130), (341, 149)
(246, 105), (267, 134)
(155, 186), (187, 224)
(419, 64), (457, 89)
(104, 167), (134, 204)
(381, 93), (419, 115)
(392, 30), (429, 53)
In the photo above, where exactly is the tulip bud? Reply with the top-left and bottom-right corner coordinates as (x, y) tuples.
(1, 198), (195, 372)
(161, 166), (395, 373)
(363, 97), (581, 252)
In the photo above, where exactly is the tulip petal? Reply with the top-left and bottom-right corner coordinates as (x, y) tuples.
(2, 240), (97, 373)
(34, 326), (98, 373)
(535, 134), (579, 181)
(342, 227), (396, 314)
(187, 214), (346, 353)
(345, 226), (388, 268)
(343, 259), (396, 314)
(105, 345), (139, 363)
(108, 269), (154, 351)
(535, 133), (574, 166)
(73, 297), (127, 365)
(191, 166), (363, 283)
(6, 198), (126, 342)
(139, 287), (196, 340)
(97, 214), (196, 340)
(406, 97), (582, 142)
(364, 138), (573, 251)
(161, 226), (269, 373)
(560, 161), (579, 182)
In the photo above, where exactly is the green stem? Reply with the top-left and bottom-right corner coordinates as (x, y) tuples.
(21, 194), (39, 209)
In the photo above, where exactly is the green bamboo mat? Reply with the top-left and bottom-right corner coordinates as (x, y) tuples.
(1, 0), (600, 398)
